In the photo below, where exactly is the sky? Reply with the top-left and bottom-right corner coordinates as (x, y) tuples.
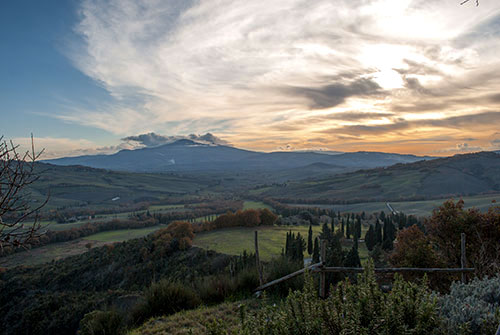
(1, 0), (500, 158)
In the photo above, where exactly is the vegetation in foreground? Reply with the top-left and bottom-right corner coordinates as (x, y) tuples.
(201, 265), (499, 335)
(1, 198), (499, 335)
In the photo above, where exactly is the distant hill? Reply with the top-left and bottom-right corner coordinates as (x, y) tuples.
(44, 139), (433, 173)
(255, 152), (500, 203)
(30, 162), (212, 209)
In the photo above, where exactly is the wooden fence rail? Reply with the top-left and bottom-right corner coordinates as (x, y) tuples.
(314, 267), (475, 274)
(254, 232), (473, 297)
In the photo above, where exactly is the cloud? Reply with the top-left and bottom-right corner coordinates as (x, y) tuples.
(121, 132), (230, 147)
(435, 142), (485, 154)
(50, 0), (500, 155)
(13, 137), (136, 159)
(326, 111), (500, 136)
(284, 78), (383, 109)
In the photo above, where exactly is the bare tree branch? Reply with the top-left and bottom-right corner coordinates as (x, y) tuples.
(460, 0), (479, 6)
(0, 135), (48, 250)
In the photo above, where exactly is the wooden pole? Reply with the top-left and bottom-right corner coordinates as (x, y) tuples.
(319, 239), (327, 298)
(254, 262), (322, 292)
(255, 231), (264, 286)
(461, 233), (466, 283)
(317, 267), (474, 273)
(254, 265), (473, 292)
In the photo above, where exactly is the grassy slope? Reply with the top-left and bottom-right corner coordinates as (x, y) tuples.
(289, 193), (500, 217)
(0, 225), (167, 268)
(21, 203), (192, 231)
(30, 163), (211, 209)
(194, 225), (369, 262)
(129, 300), (260, 335)
(82, 225), (167, 242)
(242, 200), (273, 210)
(256, 152), (500, 202)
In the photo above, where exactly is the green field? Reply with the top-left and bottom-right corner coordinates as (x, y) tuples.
(0, 239), (109, 268)
(148, 204), (185, 211)
(289, 193), (499, 217)
(82, 225), (166, 242)
(194, 224), (368, 262)
(242, 200), (273, 210)
(1, 225), (167, 268)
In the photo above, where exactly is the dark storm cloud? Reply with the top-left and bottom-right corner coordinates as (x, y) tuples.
(323, 111), (500, 136)
(394, 59), (443, 76)
(321, 111), (394, 121)
(402, 77), (432, 95)
(121, 132), (230, 147)
(284, 78), (383, 109)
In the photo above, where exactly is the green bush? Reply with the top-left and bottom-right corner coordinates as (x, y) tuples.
(131, 280), (201, 324)
(438, 276), (500, 335)
(79, 310), (125, 335)
(235, 267), (260, 294)
(196, 274), (238, 304)
(236, 261), (442, 334)
(264, 256), (304, 296)
(195, 268), (259, 304)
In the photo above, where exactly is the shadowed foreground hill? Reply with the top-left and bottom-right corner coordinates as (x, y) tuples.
(0, 234), (231, 335)
(256, 152), (500, 203)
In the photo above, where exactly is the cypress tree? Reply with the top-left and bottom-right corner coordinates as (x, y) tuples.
(379, 211), (386, 221)
(355, 217), (361, 239)
(285, 232), (289, 256)
(344, 245), (361, 267)
(382, 221), (395, 251)
(312, 237), (320, 263)
(295, 232), (305, 262)
(375, 219), (382, 244)
(320, 223), (332, 241)
(382, 235), (393, 251)
(307, 224), (313, 255)
(341, 218), (345, 237)
(326, 231), (343, 267)
(346, 220), (351, 239)
(365, 225), (375, 251)
(285, 231), (291, 257)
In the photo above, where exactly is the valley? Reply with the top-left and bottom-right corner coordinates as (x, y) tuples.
(1, 147), (499, 335)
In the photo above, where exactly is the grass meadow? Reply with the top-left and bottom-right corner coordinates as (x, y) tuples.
(0, 225), (166, 268)
(194, 224), (369, 262)
(288, 193), (499, 217)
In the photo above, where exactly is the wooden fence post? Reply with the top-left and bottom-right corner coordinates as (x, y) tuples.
(255, 231), (264, 286)
(461, 233), (466, 283)
(319, 239), (327, 298)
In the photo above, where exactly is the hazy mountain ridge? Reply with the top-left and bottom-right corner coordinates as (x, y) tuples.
(44, 139), (435, 173)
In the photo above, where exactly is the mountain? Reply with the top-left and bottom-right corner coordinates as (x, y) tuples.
(254, 151), (500, 203)
(44, 139), (433, 173)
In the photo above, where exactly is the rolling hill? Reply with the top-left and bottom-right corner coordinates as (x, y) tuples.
(44, 139), (433, 173)
(29, 162), (212, 209)
(254, 151), (500, 203)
